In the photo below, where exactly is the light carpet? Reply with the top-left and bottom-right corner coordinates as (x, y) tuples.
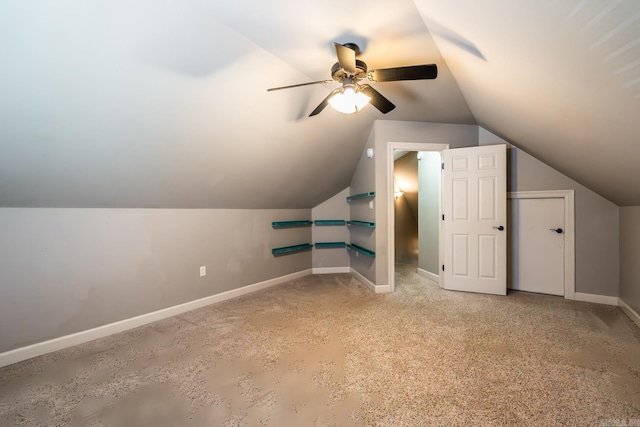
(1, 265), (639, 426)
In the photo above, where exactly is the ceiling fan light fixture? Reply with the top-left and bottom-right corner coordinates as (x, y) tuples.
(328, 84), (371, 114)
(268, 42), (437, 117)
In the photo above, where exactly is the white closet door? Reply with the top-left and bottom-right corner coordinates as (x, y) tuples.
(510, 197), (565, 296)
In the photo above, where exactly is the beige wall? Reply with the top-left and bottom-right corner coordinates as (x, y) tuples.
(480, 128), (620, 297)
(350, 123), (621, 297)
(348, 127), (377, 283)
(0, 208), (311, 353)
(394, 154), (418, 265)
(312, 188), (350, 270)
(508, 148), (619, 296)
(620, 207), (640, 314)
(418, 151), (442, 276)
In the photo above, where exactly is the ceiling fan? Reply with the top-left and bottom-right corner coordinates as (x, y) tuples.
(267, 43), (438, 117)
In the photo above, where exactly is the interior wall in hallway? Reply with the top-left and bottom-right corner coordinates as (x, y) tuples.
(418, 151), (441, 277)
(394, 153), (419, 265)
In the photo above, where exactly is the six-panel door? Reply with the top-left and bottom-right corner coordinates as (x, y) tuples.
(443, 144), (507, 295)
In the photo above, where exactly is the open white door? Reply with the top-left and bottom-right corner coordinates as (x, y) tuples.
(442, 144), (507, 295)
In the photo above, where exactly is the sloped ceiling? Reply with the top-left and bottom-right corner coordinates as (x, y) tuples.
(0, 0), (472, 209)
(414, 0), (640, 206)
(2, 1), (638, 208)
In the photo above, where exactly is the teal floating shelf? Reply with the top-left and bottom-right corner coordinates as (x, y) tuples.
(347, 220), (376, 229)
(314, 242), (347, 249)
(272, 220), (312, 228)
(272, 243), (313, 255)
(314, 220), (346, 226)
(347, 243), (376, 258)
(347, 192), (375, 201)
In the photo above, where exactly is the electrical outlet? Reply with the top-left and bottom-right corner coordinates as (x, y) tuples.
(369, 200), (374, 210)
(200, 266), (206, 277)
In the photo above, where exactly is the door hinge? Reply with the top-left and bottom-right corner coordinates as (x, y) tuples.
(442, 214), (445, 220)
(442, 265), (445, 271)
(441, 163), (444, 170)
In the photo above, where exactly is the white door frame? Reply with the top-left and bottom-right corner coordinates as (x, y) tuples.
(387, 142), (449, 292)
(508, 190), (575, 300)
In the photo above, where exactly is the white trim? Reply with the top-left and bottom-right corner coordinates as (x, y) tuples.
(619, 298), (640, 329)
(508, 190), (575, 300)
(417, 268), (440, 283)
(387, 142), (449, 293)
(312, 267), (350, 274)
(350, 268), (390, 293)
(0, 269), (313, 368)
(574, 292), (619, 306)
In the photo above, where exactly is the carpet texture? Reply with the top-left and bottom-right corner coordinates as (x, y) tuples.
(1, 265), (639, 426)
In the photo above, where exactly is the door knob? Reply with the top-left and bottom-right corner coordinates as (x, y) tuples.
(550, 228), (563, 234)
(492, 225), (504, 231)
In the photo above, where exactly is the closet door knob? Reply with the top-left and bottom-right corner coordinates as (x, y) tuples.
(550, 228), (563, 234)
(492, 225), (504, 231)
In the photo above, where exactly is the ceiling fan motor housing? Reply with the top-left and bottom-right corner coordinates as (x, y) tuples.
(331, 59), (368, 82)
(341, 42), (361, 55)
(268, 41), (437, 117)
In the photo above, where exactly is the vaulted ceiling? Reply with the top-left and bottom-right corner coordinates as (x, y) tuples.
(416, 0), (640, 206)
(1, 0), (638, 208)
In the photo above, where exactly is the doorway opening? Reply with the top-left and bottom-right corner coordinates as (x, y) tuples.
(392, 150), (419, 267)
(387, 142), (448, 292)
(387, 143), (508, 295)
(393, 150), (442, 282)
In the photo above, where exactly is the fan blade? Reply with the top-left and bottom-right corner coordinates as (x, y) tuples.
(334, 43), (357, 74)
(360, 84), (395, 114)
(309, 88), (342, 117)
(369, 64), (438, 82)
(267, 80), (333, 91)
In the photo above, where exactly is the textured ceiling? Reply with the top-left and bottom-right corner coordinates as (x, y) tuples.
(1, 0), (638, 208)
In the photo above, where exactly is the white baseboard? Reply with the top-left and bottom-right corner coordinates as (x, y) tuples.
(350, 268), (390, 293)
(574, 292), (619, 306)
(619, 298), (640, 329)
(417, 268), (440, 283)
(0, 269), (313, 368)
(312, 267), (350, 274)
